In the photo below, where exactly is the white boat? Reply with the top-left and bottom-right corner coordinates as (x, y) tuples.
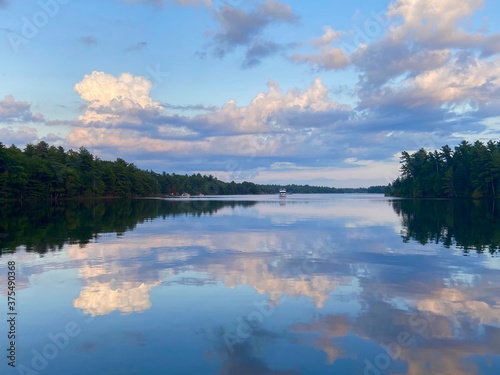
(279, 189), (287, 198)
(180, 192), (190, 198)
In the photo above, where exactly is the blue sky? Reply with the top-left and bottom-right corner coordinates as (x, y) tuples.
(1, 0), (500, 187)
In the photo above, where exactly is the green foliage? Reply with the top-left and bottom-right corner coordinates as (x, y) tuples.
(0, 143), (166, 200)
(0, 141), (388, 200)
(389, 140), (500, 198)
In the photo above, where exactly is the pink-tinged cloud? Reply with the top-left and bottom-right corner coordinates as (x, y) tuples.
(359, 54), (500, 109)
(0, 125), (38, 145)
(0, 95), (45, 123)
(291, 26), (350, 70)
(69, 71), (350, 143)
(197, 77), (350, 133)
(387, 0), (488, 49)
(354, 0), (498, 87)
(74, 71), (162, 126)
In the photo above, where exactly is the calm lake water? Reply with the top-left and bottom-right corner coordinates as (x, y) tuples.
(1, 194), (499, 374)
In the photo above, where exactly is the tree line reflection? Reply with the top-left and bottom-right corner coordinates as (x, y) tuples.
(0, 199), (256, 255)
(391, 199), (500, 254)
(2, 197), (499, 256)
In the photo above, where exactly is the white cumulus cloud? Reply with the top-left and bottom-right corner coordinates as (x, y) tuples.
(74, 71), (162, 125)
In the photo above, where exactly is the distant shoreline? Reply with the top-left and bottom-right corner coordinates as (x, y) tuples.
(0, 191), (389, 203)
(0, 142), (389, 201)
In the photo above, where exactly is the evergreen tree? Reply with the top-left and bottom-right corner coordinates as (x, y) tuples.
(390, 140), (500, 198)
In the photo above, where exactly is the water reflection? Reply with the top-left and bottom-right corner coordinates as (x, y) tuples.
(391, 199), (500, 254)
(0, 199), (256, 255)
(0, 196), (499, 374)
(290, 299), (500, 374)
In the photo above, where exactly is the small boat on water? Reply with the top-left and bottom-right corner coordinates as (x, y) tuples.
(279, 189), (287, 198)
(180, 192), (190, 198)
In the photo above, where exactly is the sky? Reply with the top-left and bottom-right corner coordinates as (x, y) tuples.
(1, 0), (500, 187)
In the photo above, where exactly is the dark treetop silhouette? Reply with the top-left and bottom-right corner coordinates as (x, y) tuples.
(0, 141), (387, 200)
(389, 140), (500, 198)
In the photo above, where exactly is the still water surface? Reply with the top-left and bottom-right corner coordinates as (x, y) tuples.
(1, 194), (499, 374)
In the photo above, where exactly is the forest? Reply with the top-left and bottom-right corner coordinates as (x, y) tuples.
(389, 140), (500, 198)
(0, 141), (386, 200)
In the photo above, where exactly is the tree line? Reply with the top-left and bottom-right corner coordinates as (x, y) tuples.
(0, 141), (386, 200)
(389, 140), (500, 198)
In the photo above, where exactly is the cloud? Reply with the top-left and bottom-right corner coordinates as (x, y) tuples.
(211, 0), (297, 51)
(206, 0), (298, 66)
(358, 52), (500, 111)
(124, 41), (147, 52)
(287, 0), (500, 145)
(213, 160), (400, 188)
(411, 53), (500, 105)
(69, 71), (203, 152)
(68, 71), (358, 176)
(71, 71), (348, 134)
(418, 287), (500, 326)
(386, 0), (498, 54)
(161, 103), (217, 111)
(241, 39), (285, 69)
(78, 36), (97, 45)
(41, 132), (65, 144)
(351, 42), (451, 88)
(361, 0), (499, 85)
(313, 25), (344, 48)
(290, 26), (349, 70)
(0, 95), (45, 123)
(345, 1), (500, 144)
(74, 281), (160, 316)
(351, 0), (498, 88)
(123, 0), (298, 66)
(0, 126), (38, 145)
(73, 71), (162, 126)
(61, 60), (486, 187)
(123, 0), (163, 4)
(293, 0), (499, 93)
(67, 67), (483, 187)
(123, 0), (211, 7)
(194, 77), (349, 134)
(177, 0), (211, 5)
(291, 47), (349, 71)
